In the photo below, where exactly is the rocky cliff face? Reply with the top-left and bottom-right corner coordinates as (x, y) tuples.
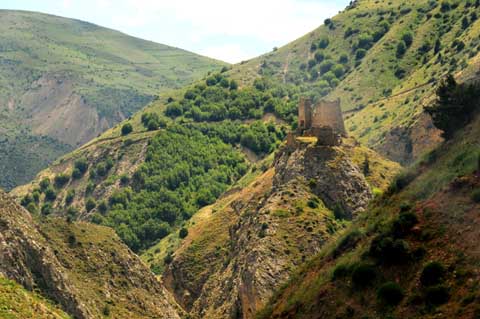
(274, 141), (373, 219)
(0, 190), (183, 319)
(164, 139), (396, 319)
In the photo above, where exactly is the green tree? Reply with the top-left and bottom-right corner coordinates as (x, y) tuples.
(121, 123), (133, 135)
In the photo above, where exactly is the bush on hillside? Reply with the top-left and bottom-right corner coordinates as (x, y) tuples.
(355, 48), (367, 60)
(54, 173), (70, 188)
(471, 189), (480, 203)
(420, 261), (446, 286)
(391, 212), (418, 237)
(121, 123), (133, 135)
(74, 158), (88, 176)
(332, 264), (351, 280)
(351, 263), (376, 287)
(85, 197), (96, 212)
(377, 282), (404, 306)
(425, 75), (480, 139)
(425, 285), (450, 306)
(396, 41), (407, 58)
(44, 187), (57, 201)
(369, 235), (411, 264)
(65, 189), (75, 206)
(179, 227), (189, 239)
(39, 178), (50, 191)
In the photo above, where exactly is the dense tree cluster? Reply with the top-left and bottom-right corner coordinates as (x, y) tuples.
(97, 124), (253, 251)
(165, 73), (298, 124)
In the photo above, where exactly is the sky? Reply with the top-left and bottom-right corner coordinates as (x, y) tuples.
(1, 0), (350, 63)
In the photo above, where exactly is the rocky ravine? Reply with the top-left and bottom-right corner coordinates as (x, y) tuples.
(0, 190), (183, 319)
(165, 139), (380, 319)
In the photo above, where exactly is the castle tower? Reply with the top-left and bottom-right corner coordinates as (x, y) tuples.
(298, 97), (312, 130)
(311, 99), (347, 136)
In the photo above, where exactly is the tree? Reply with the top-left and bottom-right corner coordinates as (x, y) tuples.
(121, 123), (133, 135)
(402, 32), (413, 47)
(355, 48), (367, 60)
(44, 187), (57, 201)
(362, 155), (370, 176)
(318, 38), (329, 49)
(377, 282), (404, 306)
(179, 227), (189, 239)
(74, 158), (88, 176)
(425, 75), (480, 139)
(396, 41), (407, 58)
(54, 173), (70, 188)
(85, 197), (97, 212)
(39, 178), (50, 191)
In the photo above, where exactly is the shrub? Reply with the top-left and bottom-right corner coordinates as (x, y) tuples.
(39, 178), (50, 191)
(471, 189), (480, 203)
(121, 123), (133, 135)
(421, 262), (446, 286)
(179, 227), (189, 239)
(369, 236), (410, 264)
(333, 230), (362, 257)
(332, 264), (351, 280)
(318, 38), (329, 49)
(44, 187), (57, 201)
(98, 200), (108, 214)
(41, 203), (53, 215)
(164, 253), (173, 264)
(402, 32), (413, 47)
(26, 202), (38, 214)
(74, 158), (88, 175)
(85, 181), (95, 195)
(54, 173), (70, 188)
(388, 170), (417, 194)
(65, 190), (75, 206)
(85, 197), (96, 212)
(391, 212), (418, 237)
(355, 48), (367, 60)
(71, 168), (82, 179)
(377, 282), (404, 306)
(351, 263), (376, 287)
(333, 204), (349, 220)
(425, 285), (449, 306)
(396, 41), (407, 58)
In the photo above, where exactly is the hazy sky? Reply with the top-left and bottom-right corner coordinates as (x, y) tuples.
(1, 0), (350, 63)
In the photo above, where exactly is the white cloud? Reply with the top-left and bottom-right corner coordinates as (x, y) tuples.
(199, 44), (254, 64)
(52, 0), (349, 62)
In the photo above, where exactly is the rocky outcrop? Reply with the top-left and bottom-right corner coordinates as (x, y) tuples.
(274, 141), (373, 219)
(166, 140), (378, 318)
(0, 190), (183, 319)
(0, 190), (92, 318)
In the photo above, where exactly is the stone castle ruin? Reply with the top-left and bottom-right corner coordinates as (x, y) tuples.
(289, 97), (347, 146)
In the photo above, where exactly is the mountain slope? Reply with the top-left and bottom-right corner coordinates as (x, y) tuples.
(229, 0), (480, 164)
(0, 277), (70, 319)
(0, 10), (225, 190)
(257, 113), (480, 319)
(154, 137), (400, 318)
(0, 189), (183, 318)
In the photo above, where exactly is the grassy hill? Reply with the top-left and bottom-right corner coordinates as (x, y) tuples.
(257, 113), (480, 318)
(0, 277), (70, 319)
(229, 0), (480, 164)
(0, 10), (225, 190)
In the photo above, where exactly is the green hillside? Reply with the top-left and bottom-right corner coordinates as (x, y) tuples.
(0, 277), (70, 319)
(258, 111), (480, 319)
(0, 10), (225, 190)
(230, 0), (480, 164)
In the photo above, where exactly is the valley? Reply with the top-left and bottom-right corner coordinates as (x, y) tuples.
(0, 0), (479, 318)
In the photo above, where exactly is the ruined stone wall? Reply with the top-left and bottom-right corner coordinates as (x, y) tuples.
(298, 97), (312, 130)
(311, 99), (347, 136)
